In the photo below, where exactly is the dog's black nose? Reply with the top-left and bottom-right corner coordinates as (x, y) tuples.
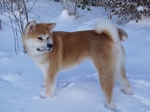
(47, 44), (53, 48)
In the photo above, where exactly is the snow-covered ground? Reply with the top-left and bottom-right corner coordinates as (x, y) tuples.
(0, 1), (150, 112)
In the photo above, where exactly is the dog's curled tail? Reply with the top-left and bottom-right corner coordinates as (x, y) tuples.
(94, 19), (128, 42)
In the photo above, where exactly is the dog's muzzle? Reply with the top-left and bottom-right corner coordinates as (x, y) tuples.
(37, 44), (53, 52)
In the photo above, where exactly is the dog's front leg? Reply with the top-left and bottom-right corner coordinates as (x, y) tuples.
(45, 72), (57, 98)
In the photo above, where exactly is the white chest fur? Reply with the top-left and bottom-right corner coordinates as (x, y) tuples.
(32, 55), (49, 76)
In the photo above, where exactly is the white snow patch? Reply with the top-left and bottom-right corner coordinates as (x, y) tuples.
(58, 9), (71, 19)
(137, 6), (147, 11)
(133, 94), (150, 107)
(146, 109), (150, 112)
(1, 74), (20, 82)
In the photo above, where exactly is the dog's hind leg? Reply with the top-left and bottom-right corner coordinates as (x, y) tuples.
(116, 47), (133, 95)
(117, 65), (133, 95)
(100, 72), (115, 110)
(93, 59), (115, 110)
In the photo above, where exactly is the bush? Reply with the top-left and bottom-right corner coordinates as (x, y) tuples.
(61, 0), (150, 23)
(97, 0), (150, 24)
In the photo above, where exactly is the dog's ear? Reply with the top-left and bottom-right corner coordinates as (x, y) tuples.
(48, 23), (56, 32)
(25, 20), (37, 34)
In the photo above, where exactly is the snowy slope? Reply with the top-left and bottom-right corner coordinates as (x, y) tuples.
(0, 1), (150, 112)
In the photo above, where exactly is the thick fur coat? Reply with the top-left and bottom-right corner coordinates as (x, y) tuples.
(22, 19), (132, 110)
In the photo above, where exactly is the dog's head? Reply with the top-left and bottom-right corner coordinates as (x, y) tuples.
(22, 20), (56, 56)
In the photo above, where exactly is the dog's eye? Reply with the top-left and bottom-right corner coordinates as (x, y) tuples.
(47, 37), (49, 40)
(38, 37), (43, 40)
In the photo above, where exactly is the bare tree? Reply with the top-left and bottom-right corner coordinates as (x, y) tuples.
(2, 0), (37, 54)
(61, 0), (92, 18)
(61, 0), (76, 15)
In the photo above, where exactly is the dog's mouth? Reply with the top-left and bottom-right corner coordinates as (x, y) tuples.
(37, 48), (51, 52)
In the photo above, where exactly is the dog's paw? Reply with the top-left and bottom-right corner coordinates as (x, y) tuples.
(121, 87), (133, 95)
(39, 92), (54, 99)
(45, 92), (54, 98)
(105, 102), (115, 111)
(125, 86), (133, 95)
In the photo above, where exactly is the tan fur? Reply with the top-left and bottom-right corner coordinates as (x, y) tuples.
(22, 20), (132, 110)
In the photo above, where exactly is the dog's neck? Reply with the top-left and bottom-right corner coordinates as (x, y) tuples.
(29, 52), (48, 63)
(30, 53), (49, 76)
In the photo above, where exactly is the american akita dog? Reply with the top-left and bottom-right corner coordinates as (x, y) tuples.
(22, 19), (132, 110)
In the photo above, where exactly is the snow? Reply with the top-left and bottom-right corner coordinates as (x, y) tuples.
(0, 1), (150, 112)
(137, 6), (147, 12)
